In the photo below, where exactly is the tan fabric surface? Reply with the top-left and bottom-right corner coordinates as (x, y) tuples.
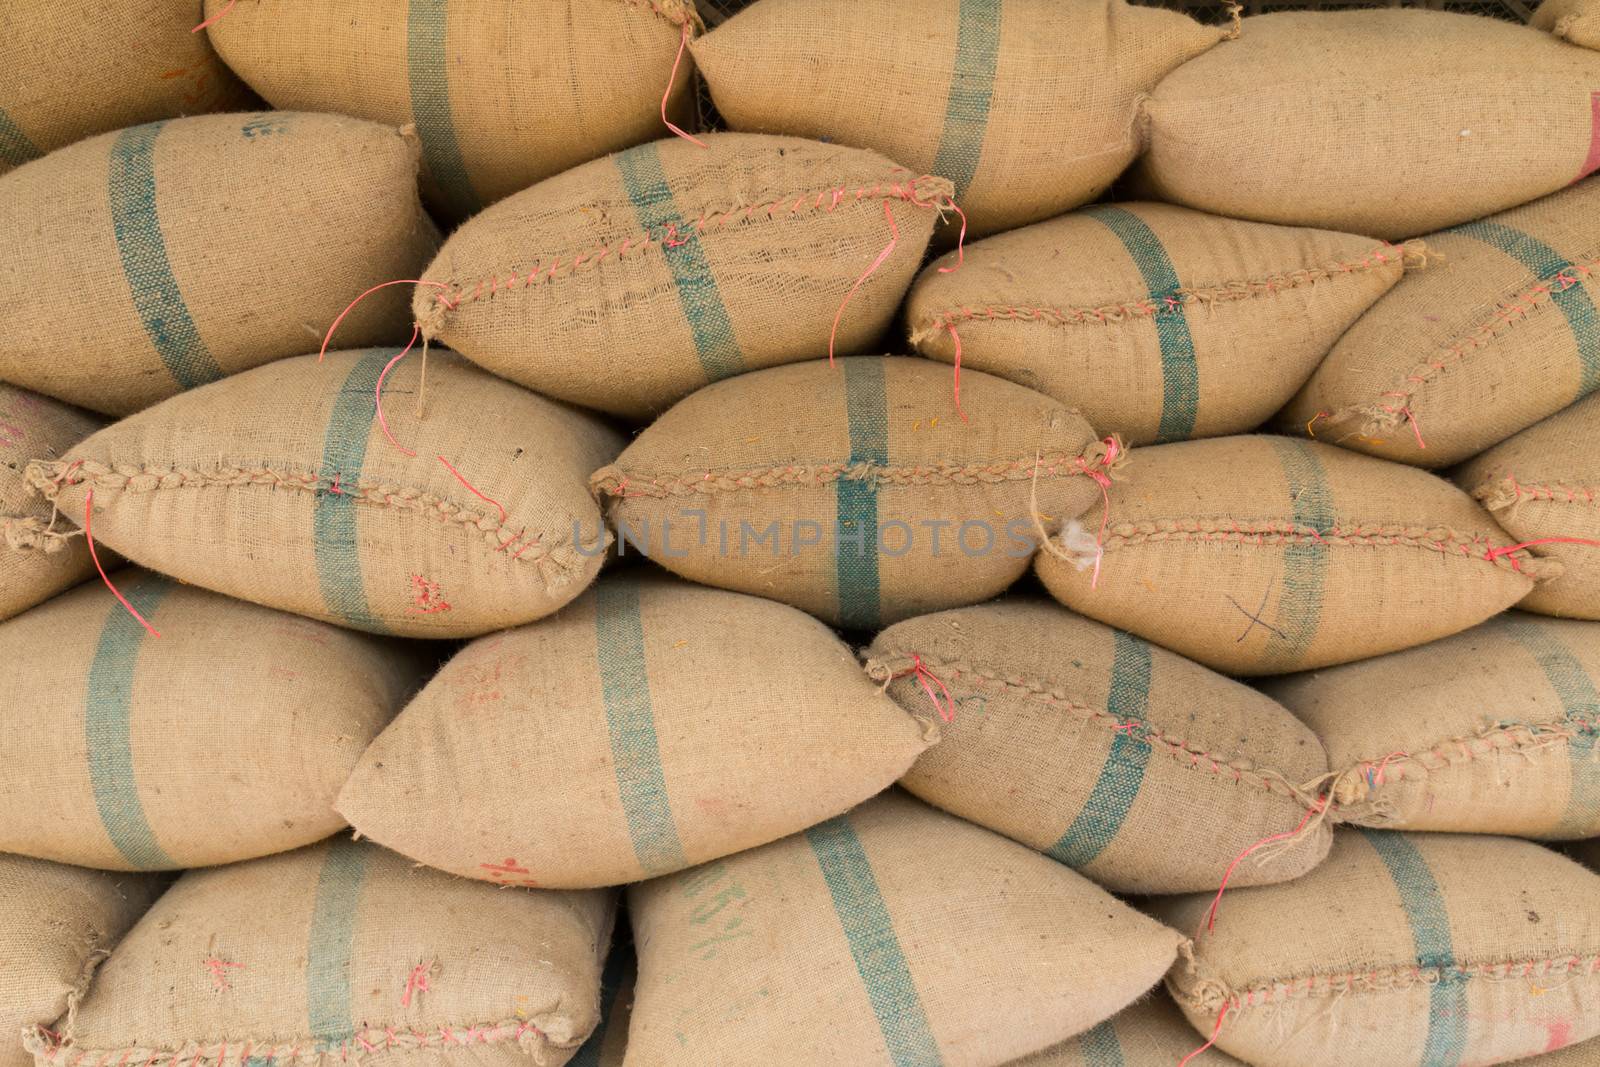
(1534, 0), (1600, 49)
(1006, 993), (1242, 1066)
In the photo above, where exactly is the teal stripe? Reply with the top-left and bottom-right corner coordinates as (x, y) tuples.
(1360, 831), (1468, 1067)
(1453, 221), (1600, 397)
(1079, 1021), (1126, 1067)
(806, 816), (942, 1067)
(0, 105), (41, 167)
(1085, 206), (1200, 442)
(312, 350), (390, 634)
(306, 837), (367, 1048)
(84, 576), (178, 871)
(929, 0), (1001, 199)
(569, 934), (633, 1067)
(614, 144), (743, 382)
(406, 0), (481, 219)
(594, 578), (686, 876)
(836, 358), (889, 630)
(1262, 439), (1334, 670)
(1047, 631), (1153, 868)
(108, 122), (224, 391)
(1500, 617), (1600, 836)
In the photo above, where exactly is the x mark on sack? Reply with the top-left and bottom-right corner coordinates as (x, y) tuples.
(1226, 580), (1286, 644)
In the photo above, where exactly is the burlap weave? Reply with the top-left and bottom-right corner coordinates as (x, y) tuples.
(1007, 994), (1243, 1066)
(1535, 0), (1600, 49)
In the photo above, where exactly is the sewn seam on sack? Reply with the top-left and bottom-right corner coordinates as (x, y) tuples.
(1332, 716), (1600, 795)
(1473, 475), (1600, 511)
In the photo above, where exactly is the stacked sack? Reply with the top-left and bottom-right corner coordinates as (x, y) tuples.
(3, 1), (1600, 1066)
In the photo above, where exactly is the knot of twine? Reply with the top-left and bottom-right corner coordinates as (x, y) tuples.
(865, 654), (956, 735)
(2, 515), (80, 553)
(1032, 436), (1127, 587)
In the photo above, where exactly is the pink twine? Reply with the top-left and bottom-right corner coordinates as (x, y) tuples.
(375, 327), (421, 458)
(1202, 802), (1321, 935)
(945, 323), (967, 424)
(319, 279), (449, 363)
(436, 455), (507, 525)
(1074, 437), (1121, 589)
(192, 0), (235, 32)
(829, 200), (899, 367)
(401, 962), (432, 1007)
(662, 22), (706, 148)
(1485, 536), (1600, 565)
(1177, 1002), (1231, 1067)
(84, 489), (161, 638)
(936, 200), (968, 274)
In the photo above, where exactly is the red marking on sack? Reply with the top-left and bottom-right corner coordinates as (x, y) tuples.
(1178, 1002), (1231, 1067)
(407, 574), (451, 615)
(662, 21), (706, 148)
(319, 279), (450, 363)
(436, 455), (507, 524)
(1484, 536), (1600, 565)
(401, 961), (434, 1007)
(192, 0), (235, 32)
(202, 958), (243, 991)
(376, 327), (421, 458)
(829, 200), (899, 368)
(84, 489), (161, 639)
(481, 858), (540, 887)
(1545, 1019), (1574, 1052)
(1203, 802), (1323, 935)
(1578, 91), (1600, 183)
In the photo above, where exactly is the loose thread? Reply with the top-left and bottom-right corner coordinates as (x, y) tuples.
(401, 961), (433, 1007)
(84, 489), (161, 639)
(936, 199), (968, 275)
(375, 327), (421, 458)
(436, 455), (507, 525)
(1485, 536), (1600, 564)
(192, 0), (235, 32)
(318, 279), (449, 363)
(662, 22), (706, 148)
(415, 335), (430, 420)
(829, 200), (899, 367)
(896, 654), (957, 723)
(1202, 802), (1323, 935)
(946, 322), (966, 424)
(1305, 411), (1330, 439)
(1029, 439), (1123, 587)
(1178, 1002), (1231, 1067)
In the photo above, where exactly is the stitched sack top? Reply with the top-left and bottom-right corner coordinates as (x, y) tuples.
(1036, 435), (1547, 675)
(24, 349), (623, 638)
(867, 599), (1331, 895)
(1533, 0), (1600, 50)
(1010, 993), (1244, 1067)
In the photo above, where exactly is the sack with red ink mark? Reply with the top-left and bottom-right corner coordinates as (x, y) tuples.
(22, 349), (622, 638)
(1010, 992), (1244, 1066)
(1535, 0), (1600, 49)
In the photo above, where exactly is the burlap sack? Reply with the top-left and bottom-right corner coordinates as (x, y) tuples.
(905, 203), (1415, 446)
(0, 2), (252, 178)
(1, 384), (102, 621)
(1458, 392), (1600, 619)
(1532, 1038), (1600, 1066)
(415, 134), (950, 420)
(1535, 0), (1600, 49)
(1035, 435), (1546, 676)
(568, 937), (632, 1067)
(627, 791), (1184, 1066)
(340, 573), (930, 888)
(1264, 612), (1600, 840)
(204, 0), (699, 220)
(591, 356), (1111, 629)
(1159, 830), (1600, 1067)
(25, 349), (622, 639)
(0, 112), (439, 415)
(867, 599), (1330, 894)
(689, 0), (1225, 237)
(0, 855), (165, 1067)
(1280, 175), (1600, 468)
(1133, 10), (1600, 240)
(0, 570), (425, 870)
(1007, 993), (1243, 1066)
(25, 838), (616, 1067)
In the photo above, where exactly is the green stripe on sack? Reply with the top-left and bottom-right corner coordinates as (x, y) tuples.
(1079, 1021), (1127, 1067)
(929, 0), (1001, 200)
(1499, 618), (1600, 836)
(1085, 206), (1200, 443)
(306, 837), (367, 1049)
(85, 576), (178, 871)
(836, 358), (889, 630)
(0, 105), (42, 168)
(1359, 830), (1468, 1067)
(1452, 221), (1600, 398)
(108, 122), (224, 391)
(614, 143), (743, 382)
(1047, 631), (1153, 869)
(594, 578), (687, 876)
(407, 0), (482, 219)
(805, 816), (943, 1067)
(1261, 439), (1334, 670)
(312, 349), (391, 634)
(569, 935), (633, 1067)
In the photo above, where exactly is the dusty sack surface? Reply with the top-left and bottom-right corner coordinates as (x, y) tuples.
(25, 349), (622, 638)
(1007, 993), (1244, 1066)
(591, 356), (1110, 629)
(1035, 435), (1544, 675)
(416, 134), (949, 420)
(339, 573), (930, 888)
(1, 383), (102, 621)
(1458, 392), (1600, 619)
(905, 202), (1411, 445)
(1134, 9), (1600, 239)
(867, 599), (1331, 894)
(626, 791), (1184, 1066)
(1534, 0), (1600, 49)
(26, 839), (616, 1067)
(690, 0), (1224, 236)
(1159, 830), (1600, 1067)
(0, 112), (439, 415)
(0, 570), (426, 870)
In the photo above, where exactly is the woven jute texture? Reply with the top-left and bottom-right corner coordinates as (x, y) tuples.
(905, 202), (1414, 446)
(0, 112), (439, 416)
(0, 855), (164, 1067)
(0, 570), (426, 870)
(203, 0), (699, 219)
(590, 356), (1110, 629)
(26, 839), (616, 1067)
(0, 1), (252, 177)
(690, 0), (1224, 236)
(1134, 10), (1600, 240)
(1280, 175), (1600, 468)
(1035, 435), (1546, 676)
(416, 133), (949, 420)
(867, 599), (1331, 894)
(566, 939), (632, 1067)
(1458, 392), (1600, 619)
(1009, 993), (1244, 1066)
(1159, 830), (1600, 1067)
(339, 573), (930, 888)
(1535, 0), (1600, 49)
(23, 349), (623, 638)
(1265, 612), (1600, 840)
(626, 791), (1183, 1066)
(1, 383), (102, 621)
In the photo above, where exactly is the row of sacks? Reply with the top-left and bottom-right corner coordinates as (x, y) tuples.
(7, 807), (1600, 1066)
